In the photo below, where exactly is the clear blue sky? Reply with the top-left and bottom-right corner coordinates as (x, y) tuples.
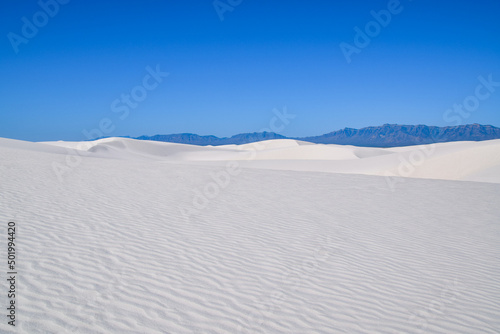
(1, 0), (499, 141)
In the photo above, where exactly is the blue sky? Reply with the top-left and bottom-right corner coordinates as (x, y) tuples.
(1, 0), (499, 141)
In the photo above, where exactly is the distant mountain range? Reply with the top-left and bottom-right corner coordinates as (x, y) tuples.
(135, 124), (500, 148)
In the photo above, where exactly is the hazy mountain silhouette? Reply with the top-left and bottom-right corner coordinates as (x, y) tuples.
(135, 124), (500, 147)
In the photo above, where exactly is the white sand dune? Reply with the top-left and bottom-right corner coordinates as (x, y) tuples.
(42, 137), (500, 183)
(1, 137), (499, 333)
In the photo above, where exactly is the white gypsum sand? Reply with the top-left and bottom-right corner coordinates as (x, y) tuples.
(0, 137), (499, 333)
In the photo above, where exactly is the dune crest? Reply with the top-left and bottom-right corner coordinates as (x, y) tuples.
(41, 137), (500, 183)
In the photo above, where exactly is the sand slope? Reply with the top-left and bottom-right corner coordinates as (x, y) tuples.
(0, 137), (499, 333)
(42, 137), (500, 183)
